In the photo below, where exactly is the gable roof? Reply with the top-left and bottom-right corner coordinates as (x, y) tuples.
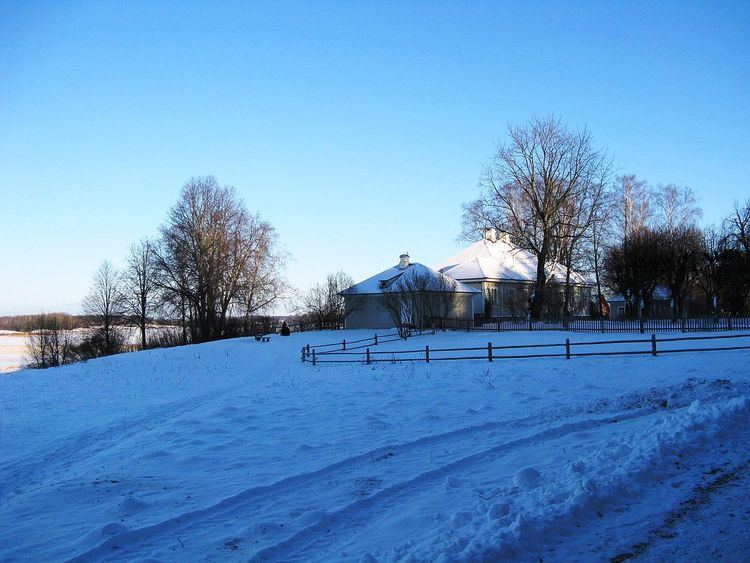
(433, 238), (589, 285)
(342, 262), (480, 296)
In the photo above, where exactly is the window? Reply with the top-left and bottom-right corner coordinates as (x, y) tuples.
(489, 287), (498, 305)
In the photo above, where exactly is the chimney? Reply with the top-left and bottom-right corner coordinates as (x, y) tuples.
(484, 227), (498, 242)
(398, 253), (410, 269)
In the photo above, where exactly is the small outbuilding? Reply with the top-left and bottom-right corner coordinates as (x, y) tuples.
(606, 286), (672, 319)
(341, 254), (479, 330)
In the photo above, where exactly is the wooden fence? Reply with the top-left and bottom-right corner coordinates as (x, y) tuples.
(301, 332), (750, 365)
(300, 329), (432, 362)
(438, 316), (750, 334)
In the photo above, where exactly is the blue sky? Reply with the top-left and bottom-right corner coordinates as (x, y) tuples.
(1, 1), (748, 315)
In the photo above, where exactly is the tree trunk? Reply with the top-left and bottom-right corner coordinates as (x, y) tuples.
(531, 238), (550, 320)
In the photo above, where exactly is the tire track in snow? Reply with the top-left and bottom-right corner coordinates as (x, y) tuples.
(245, 408), (664, 562)
(66, 406), (662, 562)
(0, 386), (231, 503)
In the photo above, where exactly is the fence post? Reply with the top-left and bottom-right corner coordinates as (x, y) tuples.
(728, 317), (732, 331)
(312, 349), (317, 365)
(488, 342), (493, 362)
(466, 320), (470, 332)
(640, 319), (644, 334)
(374, 334), (378, 346)
(651, 333), (657, 357)
(425, 345), (430, 363)
(366, 348), (370, 365)
(681, 318), (686, 333)
(565, 338), (570, 360)
(529, 319), (532, 332)
(301, 347), (305, 362)
(306, 344), (310, 355)
(342, 339), (346, 351)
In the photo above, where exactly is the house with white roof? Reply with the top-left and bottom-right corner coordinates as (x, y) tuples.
(434, 228), (592, 320)
(341, 254), (479, 329)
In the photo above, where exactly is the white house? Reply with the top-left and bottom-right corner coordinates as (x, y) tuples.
(341, 254), (479, 329)
(434, 228), (592, 319)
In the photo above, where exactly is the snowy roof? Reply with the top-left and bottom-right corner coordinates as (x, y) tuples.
(342, 261), (480, 296)
(433, 238), (589, 285)
(607, 286), (672, 303)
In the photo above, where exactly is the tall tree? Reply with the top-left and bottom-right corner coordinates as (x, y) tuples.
(462, 116), (609, 320)
(660, 225), (703, 318)
(697, 225), (725, 315)
(612, 174), (653, 243)
(82, 260), (125, 355)
(603, 228), (667, 317)
(238, 217), (286, 331)
(123, 239), (158, 350)
(155, 176), (285, 342)
(655, 184), (702, 233)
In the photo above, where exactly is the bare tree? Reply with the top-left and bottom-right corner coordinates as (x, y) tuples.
(379, 270), (458, 331)
(82, 260), (126, 356)
(697, 224), (725, 315)
(155, 177), (286, 342)
(302, 271), (355, 330)
(661, 225), (703, 318)
(724, 199), (750, 257)
(554, 172), (610, 322)
(462, 116), (609, 320)
(603, 228), (668, 318)
(612, 174), (653, 243)
(122, 239), (158, 350)
(238, 217), (286, 332)
(26, 313), (75, 368)
(587, 191), (614, 318)
(655, 184), (702, 233)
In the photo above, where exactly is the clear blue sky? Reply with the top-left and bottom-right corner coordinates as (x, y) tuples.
(1, 1), (748, 315)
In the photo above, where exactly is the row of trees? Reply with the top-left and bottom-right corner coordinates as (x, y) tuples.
(30, 176), (287, 367)
(462, 115), (750, 320)
(602, 187), (750, 318)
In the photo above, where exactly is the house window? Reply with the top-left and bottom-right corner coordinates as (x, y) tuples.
(489, 287), (499, 305)
(617, 306), (625, 318)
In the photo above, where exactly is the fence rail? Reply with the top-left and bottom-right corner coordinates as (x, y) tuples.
(300, 328), (433, 362)
(437, 316), (750, 334)
(301, 332), (750, 366)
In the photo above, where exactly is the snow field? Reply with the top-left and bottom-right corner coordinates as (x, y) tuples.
(0, 330), (749, 561)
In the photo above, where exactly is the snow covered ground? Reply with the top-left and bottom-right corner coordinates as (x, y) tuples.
(1, 330), (749, 561)
(0, 332), (26, 373)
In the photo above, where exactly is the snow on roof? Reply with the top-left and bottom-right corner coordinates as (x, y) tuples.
(433, 238), (589, 285)
(342, 262), (480, 296)
(607, 286), (672, 302)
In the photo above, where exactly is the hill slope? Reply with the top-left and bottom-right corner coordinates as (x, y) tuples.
(1, 331), (749, 561)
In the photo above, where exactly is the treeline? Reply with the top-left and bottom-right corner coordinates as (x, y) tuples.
(0, 313), (86, 332)
(29, 176), (286, 368)
(463, 116), (750, 320)
(601, 178), (750, 318)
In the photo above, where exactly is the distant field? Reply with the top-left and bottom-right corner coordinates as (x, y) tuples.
(0, 332), (27, 373)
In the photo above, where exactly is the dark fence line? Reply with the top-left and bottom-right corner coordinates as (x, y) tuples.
(301, 332), (750, 365)
(438, 316), (750, 334)
(300, 328), (433, 362)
